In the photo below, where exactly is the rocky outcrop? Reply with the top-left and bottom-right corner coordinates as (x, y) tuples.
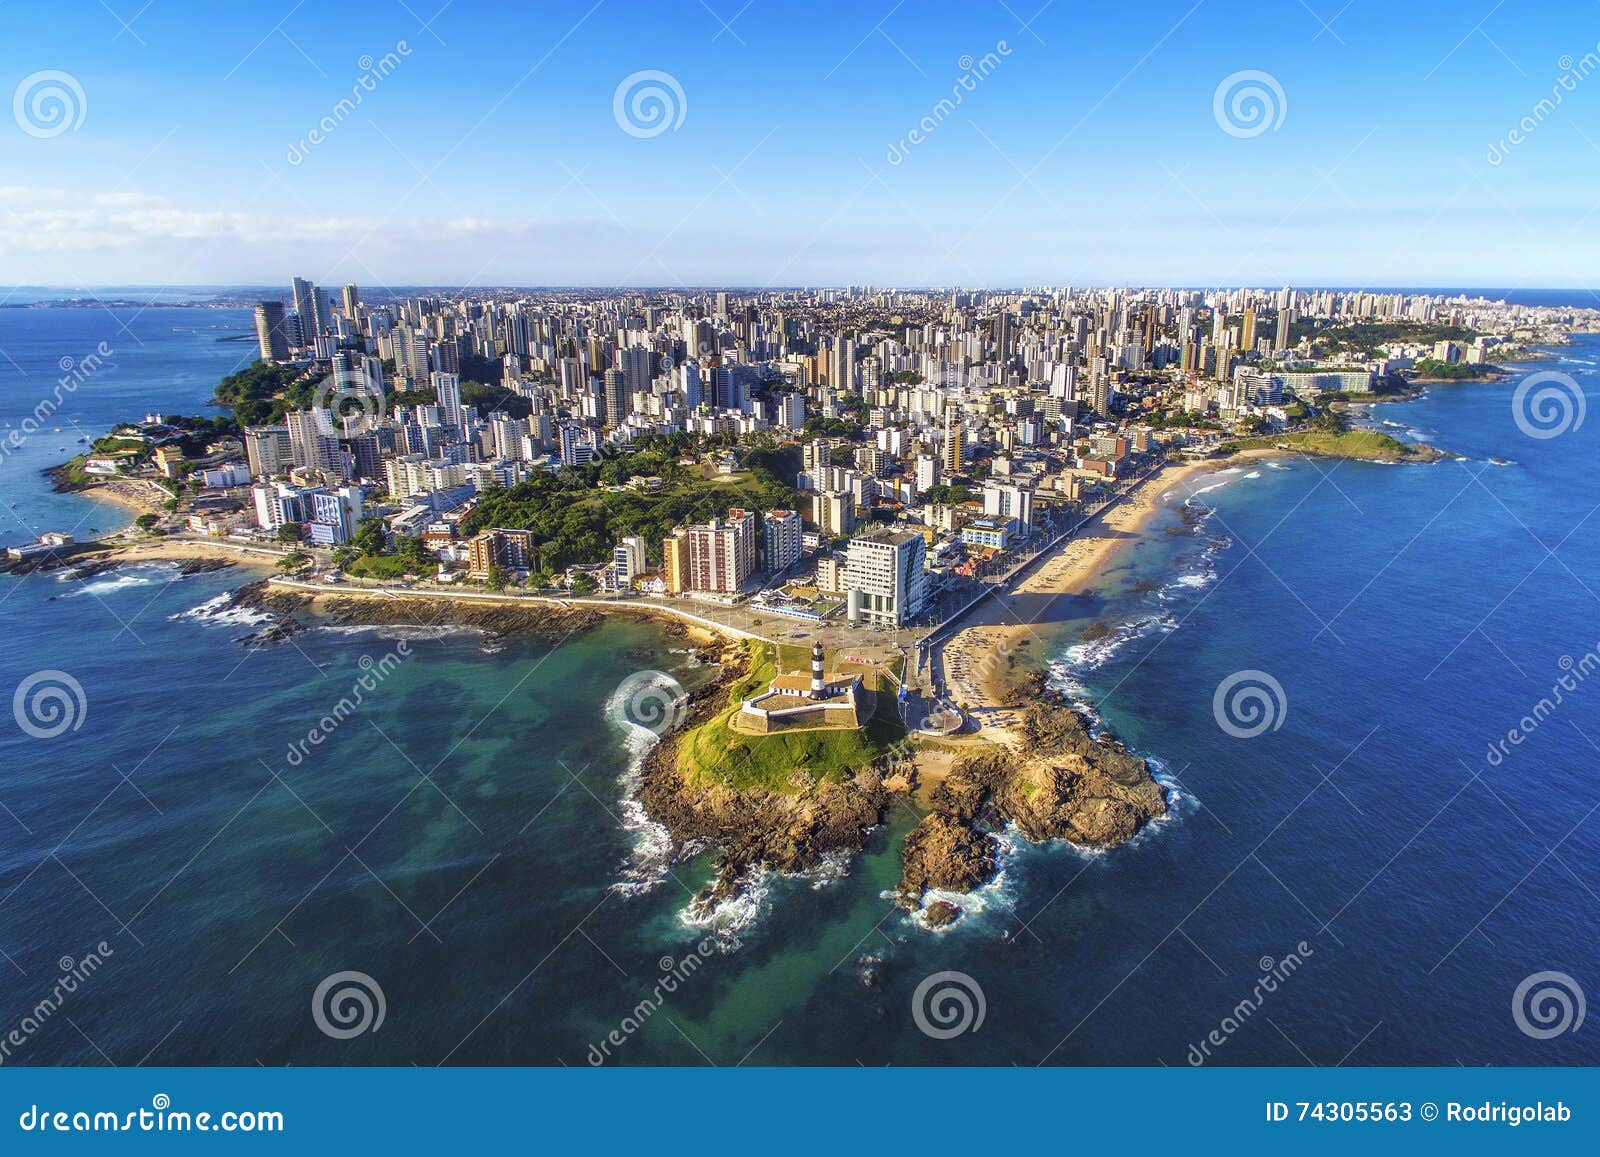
(901, 813), (997, 896)
(0, 544), (234, 580)
(897, 685), (1166, 907)
(641, 759), (887, 875)
(233, 582), (604, 643)
(999, 691), (1167, 846)
(636, 647), (889, 902)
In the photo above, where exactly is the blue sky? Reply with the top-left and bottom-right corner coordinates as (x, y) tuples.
(2, 0), (1597, 287)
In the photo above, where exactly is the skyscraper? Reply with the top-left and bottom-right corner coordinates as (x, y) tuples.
(620, 345), (652, 397)
(686, 510), (757, 594)
(845, 528), (927, 627)
(290, 277), (324, 344)
(603, 368), (629, 428)
(763, 509), (802, 574)
(431, 372), (463, 427)
(830, 332), (854, 392)
(342, 283), (360, 319)
(285, 409), (344, 478)
(254, 301), (289, 362)
(943, 413), (964, 475)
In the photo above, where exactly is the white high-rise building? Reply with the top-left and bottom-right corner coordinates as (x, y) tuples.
(830, 332), (855, 391)
(845, 528), (927, 627)
(982, 482), (1034, 530)
(612, 535), (648, 586)
(763, 509), (802, 574)
(620, 345), (652, 397)
(432, 372), (463, 427)
(778, 393), (806, 430)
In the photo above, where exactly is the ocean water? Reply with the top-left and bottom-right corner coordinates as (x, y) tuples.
(0, 305), (258, 548)
(1, 310), (1597, 1066)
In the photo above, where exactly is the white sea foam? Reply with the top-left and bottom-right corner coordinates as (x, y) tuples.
(1184, 478), (1233, 502)
(1039, 618), (1195, 852)
(892, 830), (1021, 935)
(1056, 611), (1179, 680)
(66, 562), (178, 597)
(603, 680), (677, 900)
(316, 623), (481, 641)
(169, 591), (273, 629)
(677, 865), (772, 953)
(804, 847), (855, 891)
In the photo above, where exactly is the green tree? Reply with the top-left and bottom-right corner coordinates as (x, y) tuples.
(570, 573), (599, 595)
(134, 513), (160, 531)
(395, 534), (434, 571)
(276, 522), (303, 544)
(351, 516), (386, 557)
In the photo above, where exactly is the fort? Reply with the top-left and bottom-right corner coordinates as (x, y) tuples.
(737, 640), (865, 734)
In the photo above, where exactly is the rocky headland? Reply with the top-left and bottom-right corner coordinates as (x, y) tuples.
(635, 642), (891, 914)
(898, 680), (1167, 913)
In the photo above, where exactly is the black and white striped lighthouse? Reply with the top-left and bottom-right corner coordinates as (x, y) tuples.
(810, 639), (826, 699)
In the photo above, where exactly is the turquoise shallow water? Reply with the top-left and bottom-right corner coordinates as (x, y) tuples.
(1, 310), (1597, 1065)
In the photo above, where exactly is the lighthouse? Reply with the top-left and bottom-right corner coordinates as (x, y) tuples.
(810, 639), (827, 699)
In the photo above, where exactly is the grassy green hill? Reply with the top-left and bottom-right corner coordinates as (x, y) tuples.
(677, 643), (904, 793)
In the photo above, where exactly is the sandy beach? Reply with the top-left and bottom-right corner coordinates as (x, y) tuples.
(63, 475), (174, 517)
(103, 536), (285, 572)
(938, 456), (1221, 747)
